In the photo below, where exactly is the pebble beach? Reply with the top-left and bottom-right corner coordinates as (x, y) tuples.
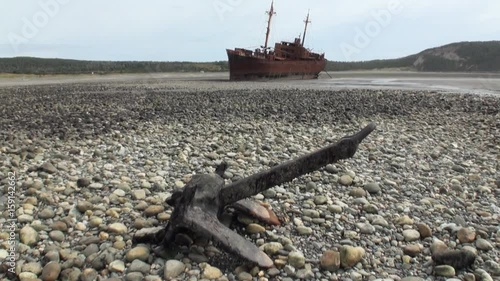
(0, 79), (499, 281)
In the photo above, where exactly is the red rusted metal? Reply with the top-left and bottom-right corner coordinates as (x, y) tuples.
(226, 2), (327, 81)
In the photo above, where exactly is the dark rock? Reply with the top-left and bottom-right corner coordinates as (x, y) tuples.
(320, 250), (340, 271)
(452, 165), (466, 173)
(432, 249), (476, 270)
(416, 223), (432, 238)
(77, 178), (91, 187)
(40, 262), (61, 281)
(82, 244), (99, 257)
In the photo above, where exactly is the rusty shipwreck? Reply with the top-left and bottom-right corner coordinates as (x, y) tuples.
(226, 1), (327, 81)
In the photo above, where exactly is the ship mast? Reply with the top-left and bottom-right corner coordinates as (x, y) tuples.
(301, 10), (310, 46)
(264, 0), (276, 49)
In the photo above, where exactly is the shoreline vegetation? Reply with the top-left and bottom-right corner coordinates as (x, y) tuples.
(1, 41), (499, 75)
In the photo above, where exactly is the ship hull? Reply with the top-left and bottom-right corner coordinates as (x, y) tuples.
(227, 49), (326, 81)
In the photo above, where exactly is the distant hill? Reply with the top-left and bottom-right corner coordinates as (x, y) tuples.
(1, 41), (499, 75)
(327, 41), (500, 72)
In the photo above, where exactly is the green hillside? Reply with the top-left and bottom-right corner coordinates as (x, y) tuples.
(326, 41), (500, 72)
(0, 57), (228, 75)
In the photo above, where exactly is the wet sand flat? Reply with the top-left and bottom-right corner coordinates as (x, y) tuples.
(1, 71), (499, 96)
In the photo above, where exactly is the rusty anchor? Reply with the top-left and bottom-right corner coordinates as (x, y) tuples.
(133, 123), (376, 268)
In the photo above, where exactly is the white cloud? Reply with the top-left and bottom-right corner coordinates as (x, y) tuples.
(1, 0), (498, 61)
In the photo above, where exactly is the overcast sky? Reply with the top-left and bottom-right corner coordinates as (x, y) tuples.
(1, 0), (499, 62)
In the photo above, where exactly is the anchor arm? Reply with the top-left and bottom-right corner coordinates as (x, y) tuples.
(184, 206), (274, 268)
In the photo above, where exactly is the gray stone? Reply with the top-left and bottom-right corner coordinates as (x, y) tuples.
(237, 271), (253, 281)
(349, 187), (366, 197)
(77, 201), (93, 213)
(303, 209), (320, 218)
(89, 183), (103, 189)
(18, 214), (34, 223)
(164, 259), (185, 279)
(363, 182), (381, 194)
(313, 195), (328, 205)
(340, 246), (365, 268)
(40, 262), (61, 281)
(40, 162), (57, 174)
(263, 242), (283, 255)
(452, 165), (466, 173)
(484, 260), (500, 276)
(38, 208), (55, 219)
(125, 272), (144, 281)
(267, 267), (281, 276)
(339, 175), (353, 186)
(328, 205), (342, 214)
(401, 278), (425, 281)
(20, 225), (39, 246)
(117, 182), (131, 192)
(262, 189), (276, 198)
(201, 265), (223, 279)
(59, 268), (81, 281)
(22, 262), (43, 275)
(403, 229), (420, 242)
(476, 238), (493, 251)
(108, 222), (128, 234)
(474, 269), (493, 281)
(82, 244), (99, 257)
(356, 222), (376, 234)
(246, 223), (266, 234)
(113, 189), (126, 197)
(296, 226), (313, 235)
(109, 260), (126, 273)
(351, 271), (363, 281)
(284, 265), (296, 275)
(363, 204), (379, 213)
(395, 215), (414, 225)
(305, 181), (316, 191)
(18, 272), (38, 280)
(128, 259), (151, 274)
(325, 164), (338, 174)
(295, 264), (314, 280)
(49, 230), (65, 242)
(288, 251), (305, 269)
(188, 253), (208, 263)
(133, 190), (146, 200)
(434, 265), (455, 277)
(89, 217), (103, 227)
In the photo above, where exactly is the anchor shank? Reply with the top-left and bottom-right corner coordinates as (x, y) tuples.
(220, 123), (376, 205)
